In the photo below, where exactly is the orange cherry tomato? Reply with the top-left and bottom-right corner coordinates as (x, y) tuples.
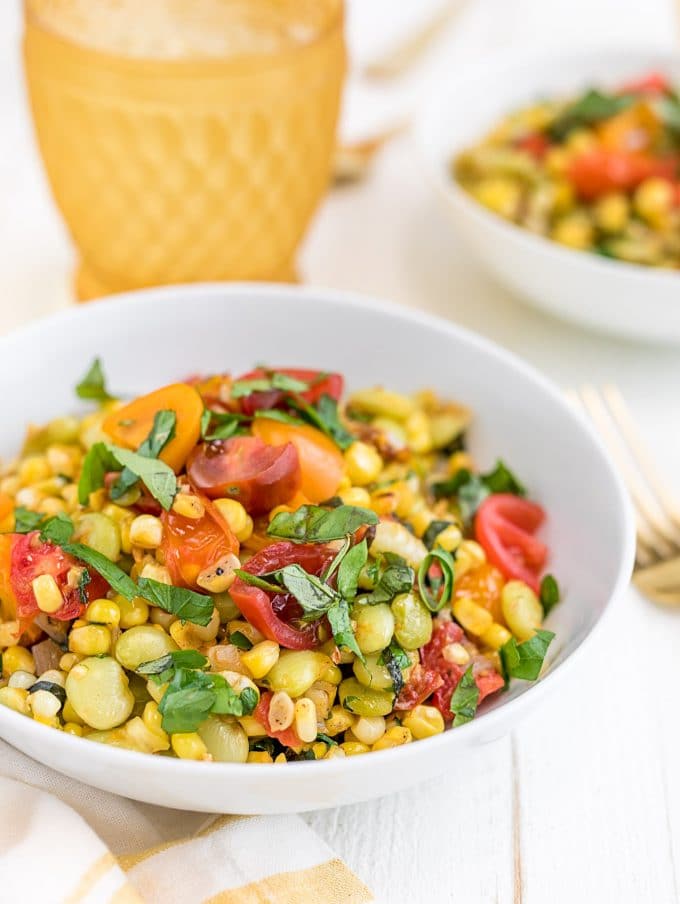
(454, 563), (506, 625)
(161, 494), (239, 590)
(597, 103), (660, 154)
(251, 418), (344, 504)
(103, 383), (203, 473)
(567, 149), (678, 200)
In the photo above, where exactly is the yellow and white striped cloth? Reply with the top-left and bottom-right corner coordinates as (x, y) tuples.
(0, 739), (374, 904)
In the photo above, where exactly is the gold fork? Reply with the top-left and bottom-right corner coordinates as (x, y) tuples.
(569, 384), (680, 605)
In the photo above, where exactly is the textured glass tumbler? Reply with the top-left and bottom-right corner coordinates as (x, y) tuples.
(22, 3), (345, 300)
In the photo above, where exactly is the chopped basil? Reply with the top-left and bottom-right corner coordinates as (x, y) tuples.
(201, 410), (250, 441)
(12, 507), (45, 533)
(433, 460), (525, 521)
(277, 564), (337, 618)
(76, 568), (92, 605)
(422, 520), (455, 550)
(137, 649), (208, 684)
(78, 442), (120, 505)
(233, 570), (282, 593)
(379, 641), (410, 695)
(62, 542), (138, 600)
(364, 553), (414, 604)
(288, 395), (354, 450)
(548, 89), (634, 140)
(337, 539), (368, 600)
(158, 668), (257, 733)
(267, 504), (377, 543)
(136, 577), (213, 626)
(27, 680), (67, 705)
(111, 409), (176, 499)
(229, 631), (253, 651)
(500, 629), (555, 681)
(449, 665), (479, 727)
(540, 574), (560, 616)
(75, 357), (112, 403)
(316, 732), (338, 747)
(253, 409), (306, 427)
(108, 445), (177, 510)
(417, 548), (455, 612)
(39, 512), (75, 546)
(231, 372), (309, 398)
(327, 598), (363, 661)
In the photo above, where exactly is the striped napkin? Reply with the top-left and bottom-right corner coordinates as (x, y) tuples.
(0, 739), (373, 904)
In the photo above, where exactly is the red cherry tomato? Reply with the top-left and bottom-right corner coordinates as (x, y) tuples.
(230, 541), (337, 649)
(516, 132), (550, 159)
(567, 149), (678, 200)
(394, 663), (443, 710)
(161, 493), (239, 589)
(187, 436), (301, 516)
(9, 532), (109, 625)
(619, 72), (670, 96)
(254, 691), (303, 748)
(474, 494), (547, 593)
(235, 368), (344, 415)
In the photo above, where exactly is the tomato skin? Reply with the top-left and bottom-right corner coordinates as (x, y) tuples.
(187, 436), (301, 516)
(251, 419), (344, 504)
(619, 72), (670, 96)
(567, 149), (678, 200)
(516, 132), (550, 159)
(474, 494), (547, 593)
(454, 563), (506, 625)
(9, 533), (109, 624)
(254, 691), (303, 747)
(235, 368), (344, 412)
(230, 541), (337, 649)
(394, 663), (443, 710)
(161, 493), (239, 589)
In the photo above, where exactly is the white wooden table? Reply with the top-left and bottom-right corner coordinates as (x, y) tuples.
(3, 1), (680, 900)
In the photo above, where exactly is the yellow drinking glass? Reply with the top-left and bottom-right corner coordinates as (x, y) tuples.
(22, 1), (346, 300)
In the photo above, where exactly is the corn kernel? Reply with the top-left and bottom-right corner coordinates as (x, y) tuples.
(239, 715), (268, 737)
(339, 487), (372, 508)
(138, 562), (172, 584)
(481, 622), (513, 650)
(0, 686), (30, 714)
(227, 620), (265, 646)
(196, 553), (239, 593)
(129, 514), (163, 549)
(213, 499), (253, 542)
(37, 497), (67, 517)
(68, 624), (112, 656)
(312, 741), (328, 759)
(352, 716), (386, 746)
(372, 726), (412, 751)
(247, 751), (273, 764)
(344, 442), (384, 486)
(86, 599), (121, 627)
(274, 753), (287, 764)
(28, 688), (62, 719)
(3, 645), (35, 676)
(0, 622), (20, 647)
(566, 127), (597, 153)
(59, 653), (81, 673)
(405, 410), (432, 454)
(325, 745), (346, 759)
(593, 193), (629, 233)
(410, 509), (435, 538)
(324, 705), (355, 736)
(552, 211), (594, 250)
(62, 699), (85, 725)
(18, 455), (50, 486)
(32, 574), (64, 614)
(442, 642), (470, 666)
(435, 524), (462, 553)
(116, 594), (150, 628)
(634, 177), (675, 228)
(448, 451), (474, 475)
(8, 670), (36, 690)
(401, 705), (445, 739)
(172, 493), (205, 520)
(240, 640), (280, 679)
(63, 722), (84, 736)
(171, 732), (210, 760)
(14, 487), (43, 509)
(472, 176), (521, 219)
(341, 741), (370, 756)
(501, 581), (543, 641)
(452, 598), (493, 636)
(46, 445), (80, 479)
(455, 540), (486, 578)
(294, 697), (318, 743)
(38, 669), (66, 687)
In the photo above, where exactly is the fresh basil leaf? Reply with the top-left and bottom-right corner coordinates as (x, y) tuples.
(200, 408), (211, 437)
(288, 395), (354, 450)
(231, 372), (309, 398)
(540, 574), (560, 616)
(549, 89), (634, 140)
(379, 641), (409, 694)
(62, 542), (138, 600)
(449, 665), (479, 727)
(233, 570), (283, 593)
(238, 686), (259, 714)
(108, 445), (177, 510)
(27, 680), (67, 705)
(75, 357), (112, 402)
(481, 460), (526, 496)
(364, 554), (414, 604)
(337, 539), (368, 600)
(422, 520), (455, 550)
(137, 650), (208, 676)
(316, 732), (338, 747)
(418, 548), (455, 613)
(78, 442), (120, 505)
(433, 460), (525, 521)
(211, 677), (257, 717)
(136, 577), (213, 626)
(39, 513), (75, 546)
(253, 409), (307, 427)
(267, 504), (377, 543)
(230, 631), (253, 651)
(327, 598), (364, 661)
(278, 564), (337, 618)
(158, 671), (216, 733)
(201, 410), (251, 441)
(13, 507), (45, 533)
(321, 536), (351, 584)
(111, 409), (176, 499)
(76, 568), (92, 605)
(432, 468), (472, 500)
(501, 629), (555, 681)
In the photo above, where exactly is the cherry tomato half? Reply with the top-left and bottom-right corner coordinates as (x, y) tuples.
(161, 493), (239, 589)
(9, 532), (109, 625)
(515, 132), (550, 160)
(230, 541), (337, 649)
(254, 691), (302, 748)
(567, 149), (678, 200)
(187, 436), (301, 516)
(235, 368), (344, 415)
(619, 72), (670, 96)
(394, 663), (443, 710)
(474, 494), (547, 593)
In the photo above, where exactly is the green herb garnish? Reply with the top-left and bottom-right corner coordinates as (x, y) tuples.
(539, 574), (560, 616)
(107, 445), (177, 510)
(136, 578), (213, 626)
(548, 89), (634, 141)
(449, 665), (479, 727)
(78, 442), (120, 505)
(231, 372), (309, 398)
(158, 668), (257, 733)
(500, 629), (555, 681)
(229, 631), (253, 651)
(267, 504), (378, 543)
(364, 553), (414, 604)
(137, 650), (208, 684)
(417, 548), (455, 613)
(62, 542), (138, 600)
(379, 641), (410, 695)
(433, 460), (525, 521)
(110, 409), (176, 499)
(12, 507), (45, 533)
(75, 358), (113, 403)
(27, 680), (67, 705)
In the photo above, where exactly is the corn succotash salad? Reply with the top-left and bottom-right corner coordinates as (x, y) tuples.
(455, 72), (680, 267)
(0, 362), (559, 764)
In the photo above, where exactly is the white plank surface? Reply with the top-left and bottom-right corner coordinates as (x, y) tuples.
(2, 0), (680, 901)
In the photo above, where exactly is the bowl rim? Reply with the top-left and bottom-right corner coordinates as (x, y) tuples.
(415, 44), (680, 287)
(0, 283), (636, 780)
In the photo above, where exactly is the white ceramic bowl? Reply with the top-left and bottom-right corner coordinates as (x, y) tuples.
(0, 285), (634, 813)
(417, 48), (680, 344)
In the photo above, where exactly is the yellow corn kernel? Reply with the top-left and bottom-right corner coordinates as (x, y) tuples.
(324, 705), (355, 736)
(116, 595), (150, 629)
(59, 653), (81, 673)
(405, 410), (432, 454)
(472, 176), (522, 219)
(0, 686), (30, 714)
(196, 553), (240, 594)
(8, 670), (36, 690)
(247, 751), (273, 764)
(37, 497), (67, 517)
(339, 487), (372, 508)
(18, 455), (50, 486)
(171, 732), (210, 760)
(481, 622), (513, 650)
(119, 518), (133, 554)
(0, 475), (20, 496)
(14, 487), (43, 509)
(448, 451), (474, 475)
(102, 503), (136, 524)
(401, 705), (445, 740)
(352, 715), (386, 746)
(410, 509), (435, 538)
(3, 645), (36, 676)
(170, 608), (220, 649)
(87, 488), (108, 512)
(442, 642), (471, 666)
(294, 697), (318, 744)
(435, 524), (462, 553)
(268, 691), (295, 732)
(306, 684), (332, 721)
(551, 178), (575, 214)
(63, 722), (83, 736)
(348, 388), (415, 421)
(45, 444), (81, 479)
(455, 540), (486, 578)
(552, 211), (594, 250)
(452, 598), (493, 636)
(129, 514), (163, 549)
(319, 662), (343, 685)
(61, 484), (80, 510)
(544, 146), (570, 176)
(138, 562), (172, 584)
(593, 193), (629, 233)
(634, 177), (675, 228)
(324, 745), (346, 760)
(274, 753), (287, 764)
(86, 599), (121, 627)
(566, 127), (597, 153)
(311, 741), (328, 759)
(370, 519), (428, 568)
(172, 493), (205, 520)
(344, 442), (384, 486)
(212, 498), (253, 542)
(372, 726), (413, 751)
(227, 620), (265, 646)
(501, 581), (543, 641)
(62, 699), (84, 725)
(239, 715), (268, 738)
(68, 625), (112, 656)
(240, 640), (280, 679)
(0, 622), (19, 647)
(28, 688), (62, 719)
(341, 741), (370, 756)
(31, 574), (64, 614)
